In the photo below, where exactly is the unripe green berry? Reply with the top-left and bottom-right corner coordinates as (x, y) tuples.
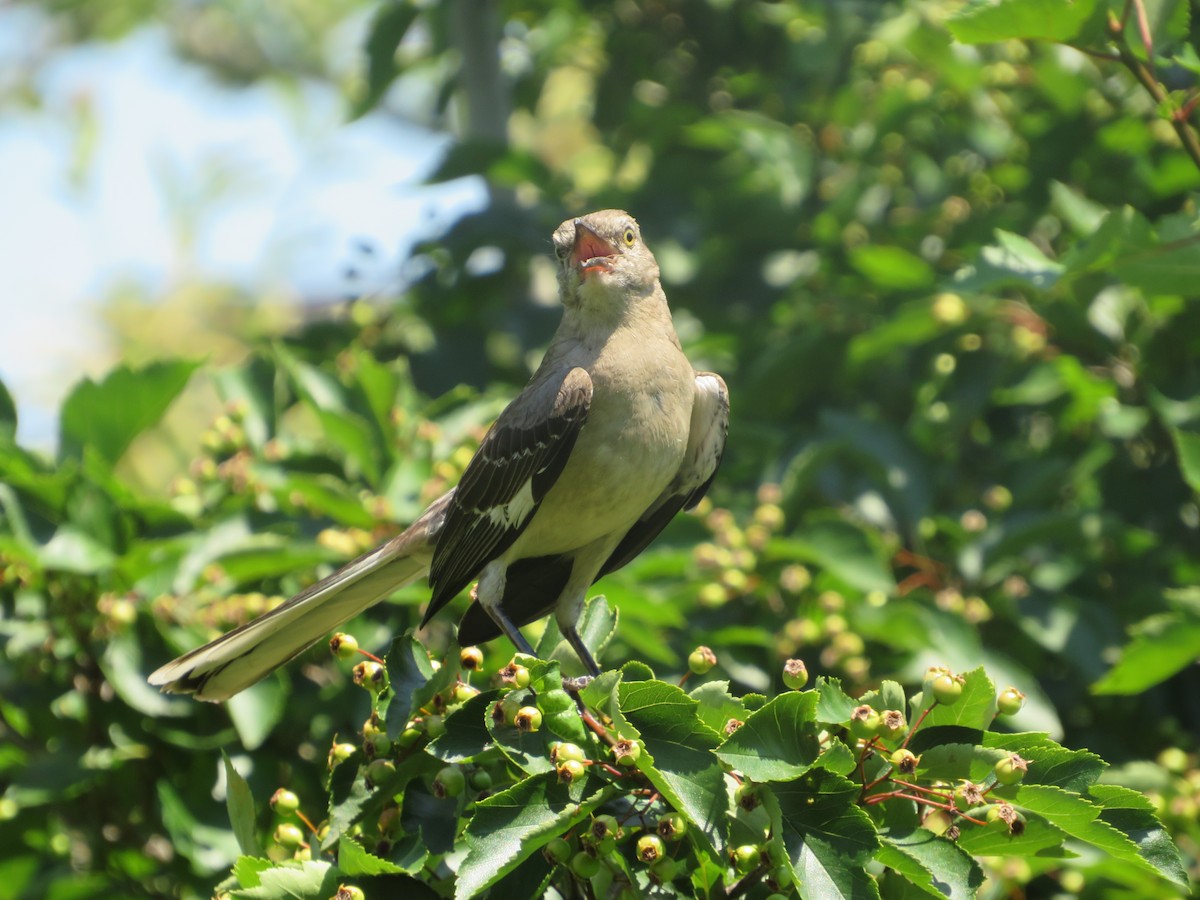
(460, 645), (484, 670)
(377, 806), (400, 836)
(953, 781), (985, 811)
(732, 844), (761, 874)
(424, 714), (446, 739)
(589, 814), (621, 843)
(274, 822), (304, 848)
(330, 633), (359, 660)
(433, 765), (466, 799)
(767, 865), (793, 890)
(365, 732), (392, 758)
(636, 833), (665, 864)
(365, 758), (395, 786)
(335, 886), (365, 900)
(397, 725), (424, 749)
(993, 753), (1029, 786)
(557, 759), (586, 784)
(515, 706), (543, 733)
(293, 844), (312, 861)
(890, 748), (919, 774)
(612, 738), (642, 766)
(656, 812), (687, 842)
(931, 673), (963, 706)
(543, 837), (572, 865)
(996, 686), (1026, 716)
(270, 788), (300, 815)
(497, 696), (522, 726)
(501, 662), (531, 689)
(688, 645), (717, 675)
(469, 769), (493, 792)
(879, 709), (906, 741)
(735, 781), (759, 811)
(922, 809), (953, 835)
(328, 742), (356, 770)
(782, 658), (808, 690)
(849, 705), (882, 740)
(551, 742), (587, 764)
(570, 850), (601, 878)
(352, 660), (386, 693)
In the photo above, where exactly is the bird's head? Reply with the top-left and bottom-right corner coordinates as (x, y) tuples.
(552, 210), (660, 310)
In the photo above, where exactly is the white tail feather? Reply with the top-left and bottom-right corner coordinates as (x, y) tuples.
(148, 495), (448, 701)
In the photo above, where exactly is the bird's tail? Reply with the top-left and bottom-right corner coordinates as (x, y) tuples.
(148, 494), (450, 702)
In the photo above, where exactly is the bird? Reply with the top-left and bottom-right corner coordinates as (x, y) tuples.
(148, 209), (729, 701)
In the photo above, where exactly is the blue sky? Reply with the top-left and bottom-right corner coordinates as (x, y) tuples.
(0, 7), (485, 447)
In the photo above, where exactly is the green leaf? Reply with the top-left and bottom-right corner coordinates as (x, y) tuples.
(0, 378), (15, 442)
(815, 677), (859, 725)
(947, 0), (1099, 44)
(999, 783), (1174, 882)
(222, 752), (260, 858)
(877, 827), (983, 900)
(982, 732), (1105, 792)
(1092, 607), (1200, 695)
(426, 690), (499, 763)
(689, 680), (748, 737)
(1169, 427), (1200, 493)
(616, 680), (729, 856)
(230, 860), (340, 899)
(716, 691), (822, 782)
(952, 230), (1064, 292)
(38, 526), (116, 574)
(848, 245), (935, 291)
(1088, 785), (1189, 887)
(383, 633), (435, 741)
(59, 359), (200, 466)
(232, 856), (273, 889)
(337, 837), (405, 875)
(456, 771), (612, 900)
(227, 678), (287, 751)
(356, 1), (421, 116)
(765, 768), (881, 900)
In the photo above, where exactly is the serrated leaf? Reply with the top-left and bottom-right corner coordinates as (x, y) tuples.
(337, 837), (406, 875)
(998, 783), (1177, 883)
(765, 768), (881, 900)
(815, 677), (859, 725)
(716, 691), (822, 782)
(921, 667), (996, 731)
(947, 0), (1099, 44)
(1089, 786), (1189, 886)
(233, 856), (272, 889)
(982, 732), (1105, 792)
(955, 812), (1069, 858)
(383, 633), (435, 740)
(690, 680), (748, 737)
(59, 359), (200, 466)
(222, 752), (260, 858)
(426, 690), (499, 763)
(877, 827), (983, 900)
(616, 680), (728, 856)
(230, 860), (340, 899)
(456, 771), (612, 899)
(1092, 605), (1200, 695)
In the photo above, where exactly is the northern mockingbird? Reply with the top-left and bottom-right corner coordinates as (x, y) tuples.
(149, 209), (729, 701)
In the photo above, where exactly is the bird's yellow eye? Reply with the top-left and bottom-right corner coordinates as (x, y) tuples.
(622, 227), (636, 246)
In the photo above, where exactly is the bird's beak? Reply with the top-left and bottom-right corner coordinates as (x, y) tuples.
(572, 221), (618, 278)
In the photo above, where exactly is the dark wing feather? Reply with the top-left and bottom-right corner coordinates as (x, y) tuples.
(422, 367), (592, 625)
(455, 554), (573, 645)
(598, 372), (728, 579)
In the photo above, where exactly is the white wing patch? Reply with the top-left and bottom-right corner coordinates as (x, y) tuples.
(680, 373), (728, 493)
(485, 477), (537, 529)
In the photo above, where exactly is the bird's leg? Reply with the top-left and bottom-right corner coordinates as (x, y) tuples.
(477, 561), (537, 658)
(562, 623), (602, 677)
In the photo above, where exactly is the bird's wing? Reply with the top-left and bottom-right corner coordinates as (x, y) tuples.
(597, 372), (729, 578)
(422, 366), (593, 624)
